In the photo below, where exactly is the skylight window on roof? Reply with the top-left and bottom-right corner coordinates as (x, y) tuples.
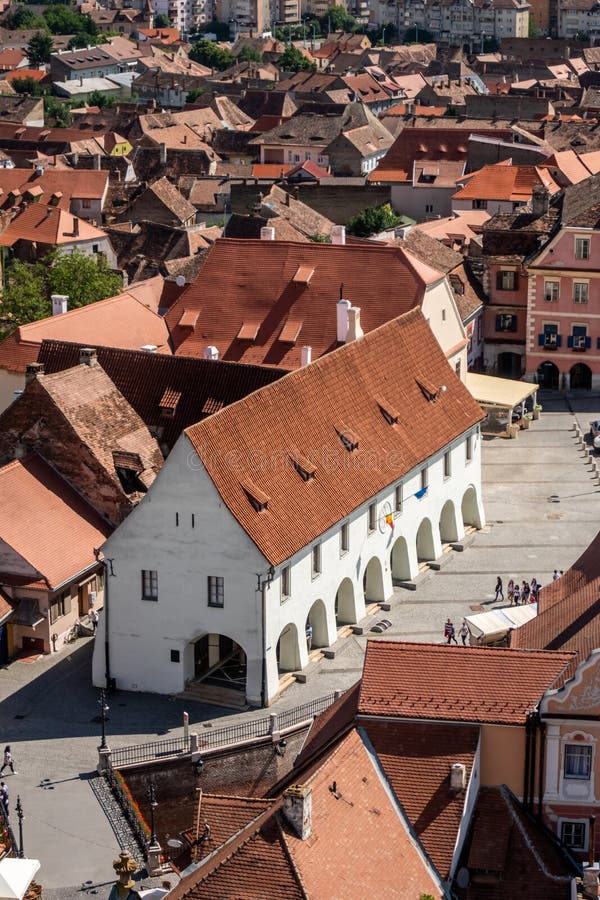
(178, 309), (198, 329)
(237, 320), (260, 341)
(289, 449), (316, 482)
(335, 423), (359, 452)
(241, 478), (269, 512)
(279, 319), (303, 343)
(202, 397), (224, 415)
(159, 387), (181, 418)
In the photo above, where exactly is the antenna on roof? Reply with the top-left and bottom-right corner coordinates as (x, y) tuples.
(339, 282), (344, 300)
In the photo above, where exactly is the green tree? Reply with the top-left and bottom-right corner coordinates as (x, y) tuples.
(185, 87), (205, 102)
(44, 6), (97, 36)
(154, 13), (170, 27)
(189, 38), (235, 70)
(1, 261), (49, 333)
(347, 203), (401, 237)
(87, 89), (114, 109)
(10, 76), (44, 96)
(191, 18), (231, 40)
(238, 44), (262, 62)
(403, 25), (434, 43)
(26, 31), (53, 67)
(320, 5), (356, 34)
(44, 95), (73, 127)
(3, 6), (46, 30)
(47, 251), (121, 308)
(528, 16), (538, 37)
(278, 43), (316, 72)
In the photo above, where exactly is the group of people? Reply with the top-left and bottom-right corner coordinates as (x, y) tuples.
(0, 746), (16, 817)
(495, 576), (540, 606)
(444, 618), (469, 646)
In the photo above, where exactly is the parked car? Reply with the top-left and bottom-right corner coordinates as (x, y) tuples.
(589, 420), (600, 450)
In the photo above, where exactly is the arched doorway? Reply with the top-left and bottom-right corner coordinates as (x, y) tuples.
(570, 362), (592, 391)
(191, 633), (247, 696)
(439, 500), (459, 543)
(277, 623), (301, 674)
(461, 486), (482, 529)
(306, 599), (328, 648)
(363, 557), (385, 603)
(335, 578), (357, 625)
(416, 518), (435, 562)
(390, 535), (411, 582)
(537, 361), (559, 390)
(497, 352), (522, 379)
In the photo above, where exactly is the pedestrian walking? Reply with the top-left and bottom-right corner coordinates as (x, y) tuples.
(513, 583), (521, 605)
(90, 609), (99, 633)
(522, 581), (530, 603)
(0, 782), (9, 816)
(507, 579), (515, 605)
(459, 619), (469, 646)
(494, 576), (504, 601)
(0, 747), (15, 776)
(444, 618), (458, 645)
(305, 622), (313, 652)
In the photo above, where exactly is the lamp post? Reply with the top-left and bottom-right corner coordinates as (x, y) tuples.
(98, 688), (109, 751)
(147, 779), (158, 847)
(15, 796), (23, 859)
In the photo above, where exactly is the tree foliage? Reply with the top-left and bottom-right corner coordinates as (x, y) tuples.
(3, 5), (46, 30)
(189, 38), (234, 70)
(1, 261), (49, 332)
(44, 95), (73, 127)
(10, 76), (44, 96)
(237, 45), (262, 62)
(319, 5), (357, 34)
(154, 13), (169, 27)
(44, 5), (97, 36)
(87, 89), (114, 109)
(26, 31), (53, 66)
(347, 203), (401, 237)
(403, 25), (434, 43)
(278, 43), (316, 72)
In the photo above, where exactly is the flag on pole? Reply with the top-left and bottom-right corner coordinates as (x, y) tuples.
(414, 486), (428, 500)
(385, 513), (394, 529)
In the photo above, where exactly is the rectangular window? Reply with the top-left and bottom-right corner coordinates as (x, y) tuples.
(49, 588), (71, 623)
(312, 543), (321, 577)
(496, 313), (517, 332)
(544, 280), (559, 302)
(455, 358), (461, 379)
(466, 435), (473, 462)
(561, 821), (587, 850)
(421, 468), (428, 491)
(544, 323), (559, 347)
(575, 237), (590, 259)
(82, 198), (91, 209)
(496, 270), (517, 291)
(340, 522), (349, 554)
(368, 502), (376, 533)
(395, 483), (403, 514)
(425, 203), (433, 214)
(207, 575), (224, 608)
(570, 325), (588, 350)
(170, 649), (180, 663)
(444, 450), (451, 479)
(141, 569), (158, 601)
(573, 282), (589, 304)
(281, 565), (291, 599)
(564, 744), (592, 779)
(473, 198), (488, 209)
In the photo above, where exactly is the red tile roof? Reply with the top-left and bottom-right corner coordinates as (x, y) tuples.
(362, 719), (479, 879)
(0, 168), (109, 209)
(166, 238), (428, 368)
(5, 69), (48, 83)
(369, 127), (513, 183)
(181, 795), (274, 858)
(286, 159), (330, 179)
(251, 163), (290, 178)
(185, 308), (483, 566)
(0, 453), (111, 589)
(0, 203), (105, 247)
(358, 641), (576, 724)
(453, 163), (560, 201)
(0, 288), (171, 374)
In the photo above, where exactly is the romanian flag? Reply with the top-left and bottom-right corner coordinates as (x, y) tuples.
(385, 514), (394, 530)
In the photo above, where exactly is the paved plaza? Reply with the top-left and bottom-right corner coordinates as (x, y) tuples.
(0, 391), (599, 895)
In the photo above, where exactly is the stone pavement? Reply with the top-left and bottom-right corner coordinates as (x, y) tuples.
(0, 392), (599, 894)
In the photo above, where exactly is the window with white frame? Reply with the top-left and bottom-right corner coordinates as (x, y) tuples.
(575, 236), (590, 260)
(497, 270), (518, 291)
(340, 522), (349, 555)
(395, 483), (403, 514)
(420, 468), (428, 491)
(368, 502), (376, 533)
(207, 575), (224, 608)
(564, 743), (592, 779)
(466, 435), (473, 462)
(561, 821), (587, 850)
(312, 543), (322, 577)
(444, 450), (451, 479)
(544, 280), (559, 302)
(573, 282), (589, 304)
(141, 569), (158, 601)
(281, 565), (291, 600)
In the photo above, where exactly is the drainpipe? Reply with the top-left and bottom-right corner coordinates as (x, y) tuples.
(529, 712), (538, 809)
(523, 712), (532, 808)
(94, 550), (113, 690)
(537, 718), (546, 818)
(261, 578), (267, 708)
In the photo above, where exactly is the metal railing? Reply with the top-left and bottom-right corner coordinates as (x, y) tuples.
(105, 764), (149, 851)
(107, 692), (339, 769)
(0, 805), (15, 859)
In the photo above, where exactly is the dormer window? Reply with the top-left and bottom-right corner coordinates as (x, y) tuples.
(290, 450), (316, 481)
(159, 387), (181, 418)
(416, 378), (441, 402)
(335, 423), (359, 451)
(241, 478), (269, 512)
(375, 396), (400, 425)
(237, 320), (260, 341)
(279, 319), (303, 343)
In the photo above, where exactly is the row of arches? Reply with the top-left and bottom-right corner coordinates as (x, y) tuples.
(537, 361), (592, 391)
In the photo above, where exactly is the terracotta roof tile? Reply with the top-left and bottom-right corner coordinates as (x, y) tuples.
(362, 719), (479, 879)
(0, 168), (108, 209)
(453, 163), (560, 201)
(180, 794), (274, 859)
(0, 453), (111, 588)
(0, 203), (106, 247)
(358, 641), (576, 724)
(165, 238), (428, 368)
(185, 308), (483, 566)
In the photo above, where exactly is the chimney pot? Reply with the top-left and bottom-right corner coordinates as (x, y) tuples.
(25, 362), (44, 383)
(204, 345), (219, 360)
(331, 224), (346, 245)
(346, 305), (363, 342)
(260, 226), (275, 241)
(93, 153), (101, 170)
(159, 142), (167, 164)
(300, 345), (312, 366)
(282, 785), (312, 840)
(79, 347), (98, 367)
(531, 184), (549, 217)
(336, 298), (351, 343)
(450, 762), (467, 792)
(51, 294), (68, 316)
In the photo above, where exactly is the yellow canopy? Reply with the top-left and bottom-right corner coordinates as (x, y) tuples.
(466, 373), (537, 409)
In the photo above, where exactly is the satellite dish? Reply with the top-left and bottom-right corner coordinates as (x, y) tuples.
(456, 867), (470, 889)
(167, 838), (183, 849)
(175, 275), (186, 287)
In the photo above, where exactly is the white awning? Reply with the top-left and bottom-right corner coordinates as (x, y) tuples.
(465, 604), (537, 642)
(466, 373), (537, 409)
(0, 858), (40, 900)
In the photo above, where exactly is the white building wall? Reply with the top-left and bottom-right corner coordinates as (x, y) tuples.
(421, 278), (469, 380)
(94, 423), (484, 705)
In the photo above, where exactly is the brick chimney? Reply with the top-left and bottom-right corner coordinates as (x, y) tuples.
(282, 785), (312, 840)
(531, 184), (549, 217)
(79, 347), (98, 367)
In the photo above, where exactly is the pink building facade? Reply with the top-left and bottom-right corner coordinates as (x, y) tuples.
(526, 227), (600, 390)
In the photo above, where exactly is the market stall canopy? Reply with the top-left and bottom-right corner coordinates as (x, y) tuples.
(466, 373), (537, 409)
(0, 858), (40, 900)
(466, 603), (537, 645)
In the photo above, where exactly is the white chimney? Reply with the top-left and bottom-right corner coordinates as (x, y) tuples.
(282, 785), (312, 840)
(260, 226), (275, 241)
(346, 306), (363, 342)
(336, 298), (351, 343)
(51, 294), (68, 316)
(300, 345), (312, 366)
(159, 142), (167, 165)
(450, 763), (467, 792)
(204, 345), (219, 360)
(331, 224), (346, 245)
(79, 347), (98, 367)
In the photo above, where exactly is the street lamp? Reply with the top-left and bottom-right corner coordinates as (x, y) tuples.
(147, 779), (158, 847)
(98, 688), (109, 751)
(15, 796), (23, 859)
